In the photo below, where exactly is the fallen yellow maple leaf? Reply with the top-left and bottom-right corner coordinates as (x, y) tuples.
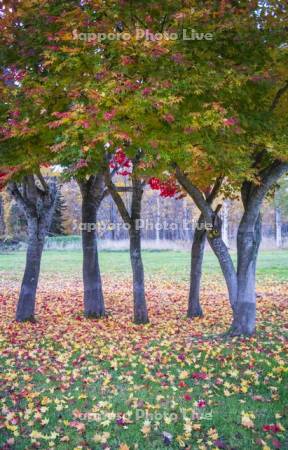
(119, 444), (130, 450)
(241, 413), (255, 429)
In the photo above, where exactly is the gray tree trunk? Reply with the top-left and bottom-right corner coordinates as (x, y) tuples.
(230, 214), (262, 336)
(221, 200), (229, 247)
(187, 223), (206, 318)
(175, 161), (288, 336)
(16, 218), (45, 321)
(0, 195), (5, 235)
(155, 197), (161, 243)
(105, 170), (149, 324)
(207, 214), (238, 309)
(129, 225), (148, 324)
(9, 176), (57, 322)
(79, 176), (105, 318)
(129, 179), (149, 324)
(275, 206), (282, 248)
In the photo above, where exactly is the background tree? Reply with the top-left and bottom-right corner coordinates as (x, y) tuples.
(49, 192), (67, 237)
(0, 194), (5, 236)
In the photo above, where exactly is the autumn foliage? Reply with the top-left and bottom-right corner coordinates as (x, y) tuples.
(0, 274), (287, 449)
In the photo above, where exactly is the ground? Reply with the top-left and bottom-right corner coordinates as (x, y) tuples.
(0, 250), (287, 450)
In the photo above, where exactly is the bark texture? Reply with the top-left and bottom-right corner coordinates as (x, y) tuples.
(228, 162), (288, 335)
(275, 205), (282, 248)
(187, 224), (206, 318)
(229, 209), (262, 336)
(175, 168), (236, 315)
(105, 169), (149, 324)
(207, 214), (238, 309)
(174, 163), (288, 336)
(78, 175), (106, 318)
(129, 178), (149, 324)
(9, 176), (57, 322)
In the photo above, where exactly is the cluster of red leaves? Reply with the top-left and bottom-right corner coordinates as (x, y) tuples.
(149, 177), (182, 198)
(109, 148), (132, 177)
(262, 424), (282, 433)
(0, 115), (32, 140)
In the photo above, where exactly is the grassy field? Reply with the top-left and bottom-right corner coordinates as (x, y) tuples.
(0, 250), (287, 449)
(0, 249), (288, 282)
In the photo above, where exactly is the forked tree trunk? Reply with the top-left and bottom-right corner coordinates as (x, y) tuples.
(79, 175), (105, 318)
(9, 176), (57, 322)
(105, 170), (149, 324)
(129, 225), (148, 324)
(228, 163), (288, 335)
(175, 161), (288, 336)
(187, 225), (206, 318)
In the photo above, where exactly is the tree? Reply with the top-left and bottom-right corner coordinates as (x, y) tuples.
(8, 175), (58, 321)
(105, 149), (149, 324)
(49, 192), (67, 237)
(274, 177), (288, 248)
(187, 179), (224, 318)
(1, 0), (287, 334)
(0, 194), (5, 236)
(99, 0), (288, 335)
(78, 175), (106, 318)
(0, 0), (115, 319)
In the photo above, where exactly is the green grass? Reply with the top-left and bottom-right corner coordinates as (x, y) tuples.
(0, 249), (288, 449)
(0, 249), (287, 282)
(0, 298), (287, 450)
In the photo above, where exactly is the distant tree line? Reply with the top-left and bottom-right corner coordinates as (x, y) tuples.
(1, 178), (288, 248)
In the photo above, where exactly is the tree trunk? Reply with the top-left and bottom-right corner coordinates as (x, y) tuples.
(16, 217), (45, 321)
(155, 197), (160, 243)
(221, 200), (229, 247)
(105, 166), (149, 324)
(129, 226), (149, 324)
(230, 214), (262, 336)
(187, 222), (206, 318)
(11, 176), (58, 322)
(275, 206), (282, 248)
(130, 178), (149, 324)
(0, 194), (5, 235)
(79, 176), (105, 318)
(207, 214), (238, 309)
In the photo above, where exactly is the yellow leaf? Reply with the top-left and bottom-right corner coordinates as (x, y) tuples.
(141, 420), (151, 436)
(179, 370), (189, 380)
(119, 444), (130, 450)
(241, 414), (254, 429)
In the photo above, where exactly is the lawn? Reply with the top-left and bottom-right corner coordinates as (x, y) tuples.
(0, 250), (287, 449)
(0, 249), (288, 282)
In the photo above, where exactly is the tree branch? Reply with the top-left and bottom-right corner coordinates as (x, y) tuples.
(104, 170), (132, 225)
(36, 170), (49, 193)
(246, 161), (288, 224)
(132, 148), (144, 167)
(206, 176), (224, 204)
(269, 80), (288, 112)
(131, 176), (143, 222)
(174, 163), (213, 223)
(8, 182), (26, 209)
